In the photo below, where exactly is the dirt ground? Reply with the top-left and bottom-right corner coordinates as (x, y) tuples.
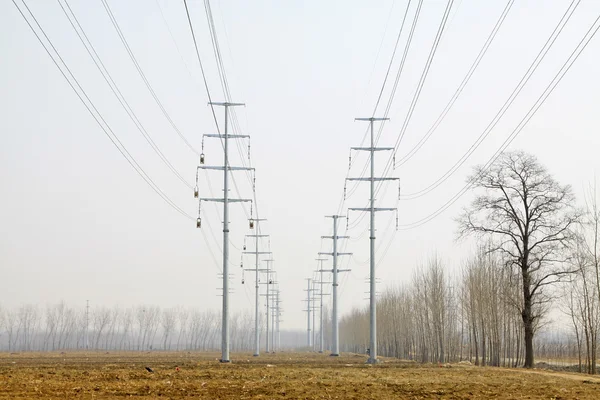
(1, 351), (599, 399)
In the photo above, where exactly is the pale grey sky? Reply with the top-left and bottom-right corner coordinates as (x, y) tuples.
(1, 0), (599, 330)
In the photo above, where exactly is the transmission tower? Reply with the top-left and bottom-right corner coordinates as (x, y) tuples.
(243, 228), (270, 357)
(311, 279), (318, 350)
(319, 215), (351, 356)
(194, 101), (253, 363)
(314, 258), (332, 353)
(262, 259), (275, 352)
(275, 289), (282, 351)
(270, 285), (279, 351)
(347, 117), (398, 364)
(302, 278), (317, 348)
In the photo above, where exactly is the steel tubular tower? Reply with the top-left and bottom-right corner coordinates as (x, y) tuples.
(315, 258), (331, 353)
(263, 259), (275, 352)
(275, 290), (281, 351)
(269, 281), (278, 351)
(319, 215), (351, 356)
(311, 280), (318, 350)
(195, 102), (252, 363)
(347, 117), (398, 364)
(303, 278), (315, 347)
(273, 287), (279, 351)
(243, 232), (269, 357)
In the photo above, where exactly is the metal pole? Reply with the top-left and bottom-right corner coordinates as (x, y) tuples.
(348, 116), (394, 364)
(312, 282), (316, 350)
(332, 216), (339, 356)
(254, 227), (260, 357)
(319, 225), (350, 356)
(307, 278), (312, 347)
(368, 119), (377, 364)
(319, 265), (324, 353)
(266, 260), (271, 352)
(271, 290), (276, 351)
(198, 101), (249, 363)
(265, 262), (270, 353)
(276, 290), (280, 351)
(244, 231), (267, 357)
(221, 104), (230, 363)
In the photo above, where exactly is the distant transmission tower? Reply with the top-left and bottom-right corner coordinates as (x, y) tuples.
(319, 215), (351, 356)
(275, 289), (282, 351)
(302, 278), (317, 348)
(261, 259), (276, 352)
(314, 258), (331, 353)
(243, 227), (270, 356)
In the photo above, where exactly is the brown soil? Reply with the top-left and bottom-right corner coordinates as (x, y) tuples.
(1, 351), (599, 399)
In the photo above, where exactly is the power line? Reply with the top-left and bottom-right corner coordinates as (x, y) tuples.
(184, 0), (254, 222)
(64, 0), (224, 271)
(395, 0), (515, 167)
(200, 0), (271, 255)
(57, 0), (193, 190)
(99, 0), (199, 156)
(339, 0), (452, 280)
(371, 0), (414, 117)
(397, 0), (581, 201)
(183, 0), (275, 328)
(12, 0), (193, 221)
(155, 0), (230, 249)
(373, 0), (426, 145)
(357, 0), (397, 114)
(154, 0), (203, 92)
(389, 0), (455, 154)
(203, 0), (256, 194)
(397, 7), (600, 230)
(345, 0), (424, 202)
(331, 0), (427, 295)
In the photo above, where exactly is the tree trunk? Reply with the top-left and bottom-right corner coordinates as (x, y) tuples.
(521, 264), (535, 369)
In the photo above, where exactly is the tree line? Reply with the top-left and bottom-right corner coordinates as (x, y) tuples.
(340, 151), (600, 372)
(0, 304), (255, 352)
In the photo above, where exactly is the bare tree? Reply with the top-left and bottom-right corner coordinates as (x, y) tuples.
(17, 305), (39, 351)
(458, 150), (581, 368)
(563, 183), (600, 374)
(105, 306), (121, 350)
(582, 183), (600, 373)
(161, 307), (177, 350)
(175, 308), (189, 351)
(92, 307), (112, 350)
(119, 308), (134, 350)
(43, 305), (58, 351)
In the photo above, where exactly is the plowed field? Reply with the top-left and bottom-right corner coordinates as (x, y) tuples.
(1, 351), (599, 399)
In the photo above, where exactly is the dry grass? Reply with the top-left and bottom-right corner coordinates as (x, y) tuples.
(1, 351), (599, 399)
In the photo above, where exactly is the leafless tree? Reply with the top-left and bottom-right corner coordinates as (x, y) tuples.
(92, 307), (112, 350)
(43, 304), (58, 351)
(175, 307), (189, 351)
(458, 150), (581, 368)
(17, 305), (39, 351)
(54, 302), (76, 350)
(161, 307), (177, 350)
(119, 308), (134, 350)
(562, 184), (600, 374)
(104, 306), (121, 350)
(4, 310), (20, 351)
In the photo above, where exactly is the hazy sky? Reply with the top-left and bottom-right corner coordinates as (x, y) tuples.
(1, 0), (599, 330)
